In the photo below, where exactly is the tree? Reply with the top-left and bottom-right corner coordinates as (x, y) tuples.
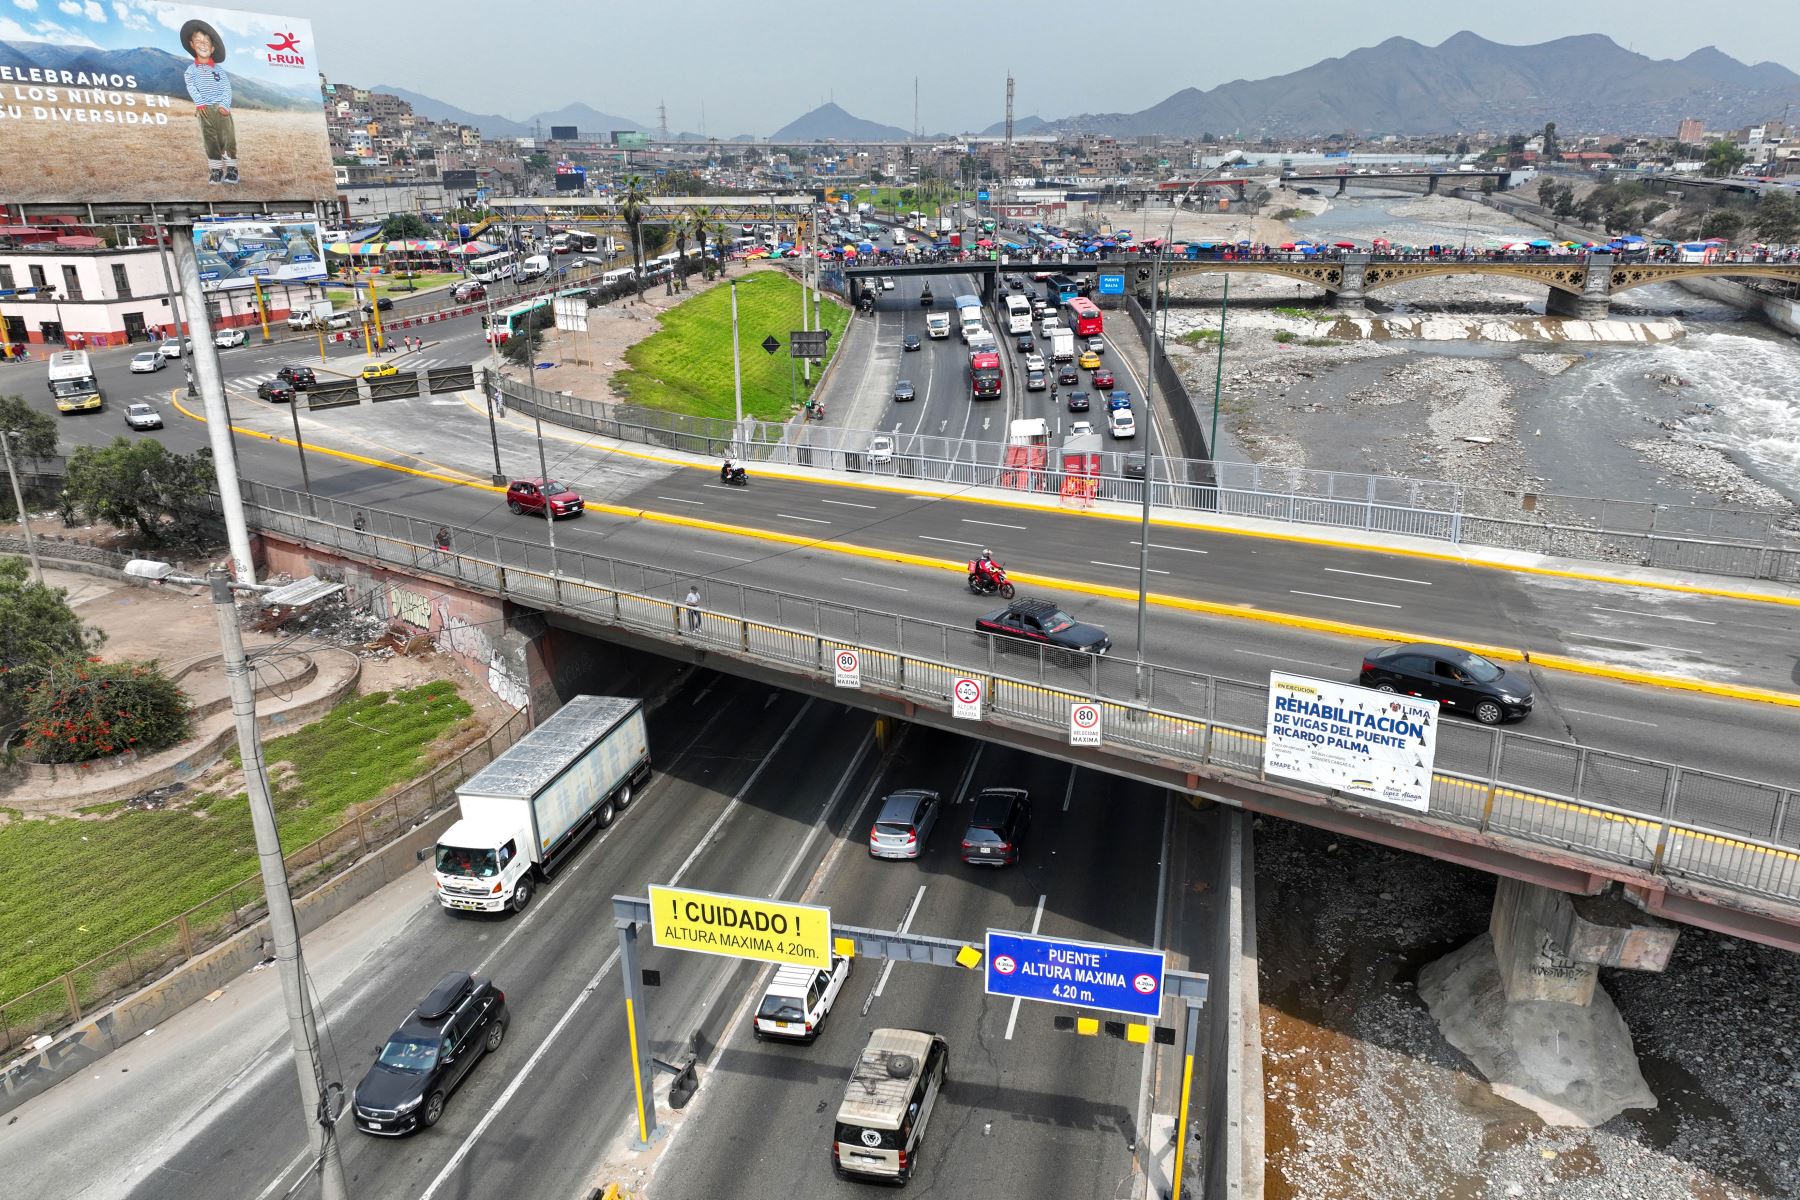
(0, 394), (59, 462)
(1537, 178), (1561, 206)
(1700, 208), (1745, 241)
(1754, 190), (1800, 244)
(1552, 189), (1578, 219)
(621, 173), (649, 299)
(378, 213), (432, 241)
(1455, 140), (1470, 156)
(1639, 200), (1671, 225)
(19, 659), (190, 764)
(60, 437), (216, 545)
(1703, 140), (1747, 178)
(691, 205), (716, 279)
(1542, 121), (1559, 163)
(670, 214), (692, 294)
(1604, 205), (1640, 235)
(0, 556), (103, 731)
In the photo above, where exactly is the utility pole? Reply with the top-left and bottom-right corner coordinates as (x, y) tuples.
(0, 430), (44, 585)
(1003, 72), (1015, 206)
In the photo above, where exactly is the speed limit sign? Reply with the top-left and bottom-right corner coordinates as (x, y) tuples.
(1069, 702), (1101, 746)
(952, 677), (983, 721)
(834, 649), (861, 689)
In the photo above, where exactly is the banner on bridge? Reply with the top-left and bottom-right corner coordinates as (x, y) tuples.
(1263, 673), (1437, 812)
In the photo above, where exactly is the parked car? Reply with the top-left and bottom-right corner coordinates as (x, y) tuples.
(754, 956), (852, 1043)
(214, 329), (246, 348)
(903, 334), (922, 351)
(256, 379), (296, 403)
(123, 402), (162, 430)
(1066, 390), (1090, 412)
(505, 476), (584, 518)
(959, 787), (1031, 866)
(892, 379), (915, 402)
(352, 971), (507, 1136)
(276, 364), (317, 389)
(360, 361), (400, 380)
(975, 597), (1112, 656)
(1078, 349), (1101, 370)
(868, 789), (941, 860)
(129, 350), (164, 373)
(1359, 643), (1534, 725)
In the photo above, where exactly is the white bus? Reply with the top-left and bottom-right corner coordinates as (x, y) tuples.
(468, 250), (519, 283)
(1003, 293), (1034, 335)
(47, 349), (103, 413)
(600, 267), (636, 287)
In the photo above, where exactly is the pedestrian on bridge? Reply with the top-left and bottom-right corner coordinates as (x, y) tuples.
(684, 585), (702, 632)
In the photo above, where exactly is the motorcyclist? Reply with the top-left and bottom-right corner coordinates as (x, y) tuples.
(721, 457), (741, 483)
(971, 549), (1007, 589)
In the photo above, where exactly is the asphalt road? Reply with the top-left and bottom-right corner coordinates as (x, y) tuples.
(647, 724), (1176, 1200)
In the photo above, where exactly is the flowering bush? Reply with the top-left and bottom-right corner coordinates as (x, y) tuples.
(19, 660), (191, 765)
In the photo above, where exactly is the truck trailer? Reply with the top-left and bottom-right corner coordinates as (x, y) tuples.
(434, 695), (650, 914)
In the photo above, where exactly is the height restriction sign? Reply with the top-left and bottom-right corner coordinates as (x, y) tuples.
(952, 677), (983, 721)
(1069, 702), (1101, 746)
(834, 649), (861, 688)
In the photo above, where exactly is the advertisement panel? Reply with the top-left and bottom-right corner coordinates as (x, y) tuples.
(192, 218), (324, 290)
(549, 124), (577, 140)
(443, 169), (478, 189)
(611, 130), (649, 148)
(0, 3), (334, 204)
(1263, 673), (1438, 812)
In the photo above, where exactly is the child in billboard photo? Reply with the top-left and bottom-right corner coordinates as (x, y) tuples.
(179, 18), (238, 186)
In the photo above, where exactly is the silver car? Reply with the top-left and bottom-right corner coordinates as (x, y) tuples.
(124, 402), (163, 430)
(129, 350), (164, 373)
(867, 789), (940, 860)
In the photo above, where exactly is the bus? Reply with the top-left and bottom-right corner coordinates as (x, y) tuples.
(1047, 274), (1081, 304)
(47, 349), (103, 413)
(1062, 295), (1104, 337)
(969, 350), (1003, 400)
(468, 250), (519, 283)
(483, 287), (587, 344)
(1003, 293), (1034, 335)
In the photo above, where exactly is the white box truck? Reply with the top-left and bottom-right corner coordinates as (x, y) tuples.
(925, 312), (951, 339)
(434, 695), (650, 914)
(1046, 328), (1075, 363)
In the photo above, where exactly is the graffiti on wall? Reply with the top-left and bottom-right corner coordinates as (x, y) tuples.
(439, 611), (529, 711)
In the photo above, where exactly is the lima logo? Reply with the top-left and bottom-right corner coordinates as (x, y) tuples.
(264, 31), (306, 68)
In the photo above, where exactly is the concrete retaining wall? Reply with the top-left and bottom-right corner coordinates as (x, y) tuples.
(1676, 275), (1800, 338)
(1203, 809), (1264, 1200)
(0, 804), (458, 1117)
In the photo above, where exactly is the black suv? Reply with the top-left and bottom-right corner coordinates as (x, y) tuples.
(353, 971), (508, 1136)
(276, 365), (317, 389)
(1359, 642), (1534, 725)
(256, 378), (296, 403)
(960, 787), (1031, 866)
(975, 598), (1112, 656)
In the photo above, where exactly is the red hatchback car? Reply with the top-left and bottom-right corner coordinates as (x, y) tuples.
(505, 477), (584, 518)
(1091, 369), (1115, 390)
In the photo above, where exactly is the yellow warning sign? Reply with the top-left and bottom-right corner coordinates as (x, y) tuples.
(648, 884), (832, 969)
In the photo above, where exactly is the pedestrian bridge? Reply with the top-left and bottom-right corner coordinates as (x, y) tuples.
(841, 253), (1800, 318)
(242, 483), (1800, 953)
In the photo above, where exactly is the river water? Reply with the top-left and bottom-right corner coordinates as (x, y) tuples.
(1278, 195), (1800, 506)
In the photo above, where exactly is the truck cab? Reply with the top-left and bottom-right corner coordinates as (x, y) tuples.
(925, 312), (951, 338)
(434, 820), (533, 913)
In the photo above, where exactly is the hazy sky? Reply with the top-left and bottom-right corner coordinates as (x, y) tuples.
(246, 0), (1799, 133)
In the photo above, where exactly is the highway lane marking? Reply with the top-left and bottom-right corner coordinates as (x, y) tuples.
(690, 549), (750, 561)
(963, 518), (1027, 530)
(1563, 708), (1660, 727)
(656, 495), (705, 505)
(920, 534), (985, 549)
(869, 885), (928, 1008)
(1290, 589), (1403, 609)
(844, 577), (909, 592)
(1131, 540), (1209, 555)
(1004, 894), (1049, 1041)
(1590, 606), (1717, 625)
(1572, 633), (1699, 655)
(1094, 560), (1170, 575)
(1232, 648), (1345, 673)
(1325, 567), (1433, 586)
(953, 743), (986, 805)
(778, 512), (832, 524)
(1063, 769), (1078, 811)
(821, 498), (879, 510)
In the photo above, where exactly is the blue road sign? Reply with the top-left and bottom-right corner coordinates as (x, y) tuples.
(977, 190), (990, 202)
(1097, 273), (1125, 295)
(985, 930), (1166, 1019)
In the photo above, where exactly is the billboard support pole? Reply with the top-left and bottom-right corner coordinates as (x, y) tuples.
(150, 206), (187, 347)
(170, 220), (257, 585)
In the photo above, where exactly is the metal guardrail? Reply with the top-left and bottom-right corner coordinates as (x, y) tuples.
(491, 376), (1800, 584)
(239, 483), (1800, 919)
(0, 704), (529, 1055)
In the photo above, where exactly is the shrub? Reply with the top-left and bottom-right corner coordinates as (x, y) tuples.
(19, 660), (191, 764)
(1272, 330), (1297, 344)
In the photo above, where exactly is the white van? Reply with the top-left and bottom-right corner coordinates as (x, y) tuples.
(831, 1028), (949, 1184)
(753, 956), (852, 1043)
(518, 254), (551, 282)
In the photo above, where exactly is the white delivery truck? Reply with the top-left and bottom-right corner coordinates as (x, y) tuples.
(957, 303), (984, 341)
(966, 328), (997, 356)
(434, 695), (650, 914)
(892, 226), (908, 247)
(925, 312), (951, 339)
(1046, 328), (1075, 363)
(938, 215), (954, 236)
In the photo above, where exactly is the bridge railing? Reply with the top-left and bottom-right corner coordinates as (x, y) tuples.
(240, 482), (1800, 912)
(492, 374), (1800, 583)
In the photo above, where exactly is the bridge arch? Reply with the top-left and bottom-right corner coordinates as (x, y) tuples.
(1607, 262), (1800, 295)
(1362, 261), (1591, 298)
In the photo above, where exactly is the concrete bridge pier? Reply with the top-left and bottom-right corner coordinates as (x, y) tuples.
(1545, 250), (1614, 320)
(1426, 174), (1439, 195)
(1334, 176), (1347, 197)
(1330, 255), (1368, 313)
(1418, 877), (1678, 1127)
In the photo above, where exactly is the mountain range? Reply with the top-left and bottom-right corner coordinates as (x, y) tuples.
(369, 86), (647, 140)
(768, 102), (911, 142)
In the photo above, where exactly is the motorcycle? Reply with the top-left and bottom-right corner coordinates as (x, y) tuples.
(966, 561), (1015, 599)
(720, 465), (749, 487)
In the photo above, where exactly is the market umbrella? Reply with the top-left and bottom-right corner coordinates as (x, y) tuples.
(1278, 242), (1297, 251)
(1333, 241), (1357, 249)
(1528, 239), (1553, 247)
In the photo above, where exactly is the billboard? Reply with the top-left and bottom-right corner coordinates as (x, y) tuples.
(1263, 673), (1439, 812)
(553, 168), (587, 192)
(611, 130), (649, 148)
(0, 3), (334, 205)
(192, 218), (325, 291)
(550, 125), (577, 141)
(443, 169), (478, 189)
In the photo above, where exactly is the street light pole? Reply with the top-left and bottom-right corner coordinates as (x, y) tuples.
(730, 277), (744, 429)
(1132, 244), (1166, 683)
(0, 430), (44, 585)
(532, 415), (560, 586)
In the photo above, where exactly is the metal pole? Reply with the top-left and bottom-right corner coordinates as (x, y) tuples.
(170, 223), (256, 584)
(1169, 997), (1202, 1200)
(533, 416), (560, 584)
(731, 279), (744, 426)
(484, 378), (506, 486)
(1210, 275), (1229, 464)
(284, 396), (315, 515)
(615, 915), (660, 1147)
(206, 569), (350, 1200)
(1132, 247), (1165, 680)
(149, 208), (187, 352)
(0, 432), (45, 585)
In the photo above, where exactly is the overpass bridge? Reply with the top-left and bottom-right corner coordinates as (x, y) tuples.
(1276, 167), (1514, 195)
(240, 480), (1800, 954)
(841, 253), (1800, 318)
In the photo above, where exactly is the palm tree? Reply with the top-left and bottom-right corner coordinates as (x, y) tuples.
(621, 173), (648, 299)
(672, 213), (692, 292)
(692, 205), (716, 280)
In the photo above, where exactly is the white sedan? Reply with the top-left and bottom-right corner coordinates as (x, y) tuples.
(214, 329), (247, 348)
(124, 402), (163, 430)
(129, 350), (164, 373)
(1024, 353), (1046, 373)
(867, 435), (894, 464)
